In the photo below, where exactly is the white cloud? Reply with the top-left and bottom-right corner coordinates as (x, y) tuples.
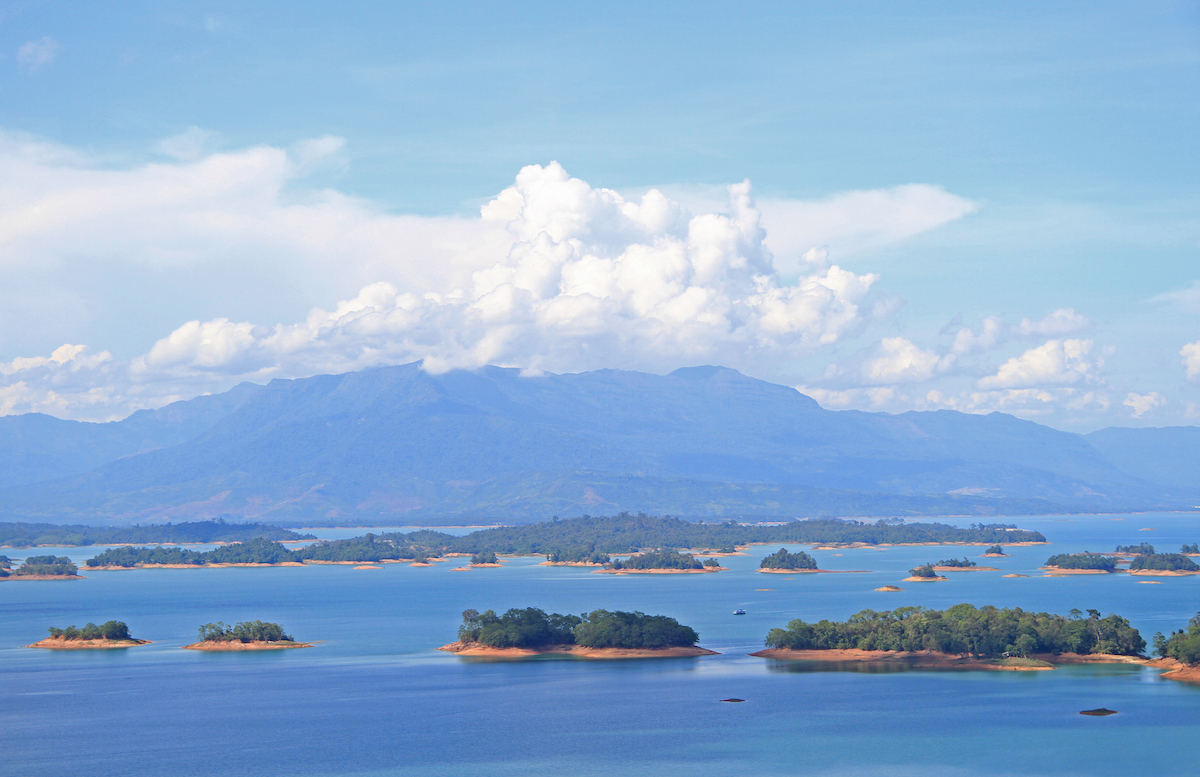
(1152, 282), (1200, 314)
(976, 339), (1095, 390)
(155, 127), (218, 161)
(951, 315), (1005, 355)
(1182, 340), (1200, 380)
(1, 160), (896, 419)
(1123, 392), (1166, 418)
(17, 37), (60, 73)
(861, 337), (949, 384)
(1016, 308), (1090, 337)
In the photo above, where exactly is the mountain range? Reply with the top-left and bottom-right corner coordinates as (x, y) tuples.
(1, 363), (1197, 525)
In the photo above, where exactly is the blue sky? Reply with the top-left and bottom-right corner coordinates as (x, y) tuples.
(0, 0), (1197, 429)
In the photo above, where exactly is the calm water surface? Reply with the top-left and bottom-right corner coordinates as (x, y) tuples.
(4, 512), (1200, 776)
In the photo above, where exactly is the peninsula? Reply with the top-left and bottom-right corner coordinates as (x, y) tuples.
(439, 607), (717, 658)
(27, 621), (149, 649)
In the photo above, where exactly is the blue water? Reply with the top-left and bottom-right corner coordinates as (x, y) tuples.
(4, 512), (1200, 776)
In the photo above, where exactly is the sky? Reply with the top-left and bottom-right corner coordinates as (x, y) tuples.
(0, 0), (1197, 430)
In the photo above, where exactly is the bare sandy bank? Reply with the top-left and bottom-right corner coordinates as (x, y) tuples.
(981, 553), (1010, 558)
(788, 540), (1048, 550)
(902, 575), (948, 582)
(1128, 569), (1200, 577)
(1040, 567), (1113, 575)
(437, 641), (719, 659)
(932, 566), (1000, 572)
(759, 568), (872, 574)
(86, 562), (306, 570)
(304, 559), (405, 565)
(27, 637), (151, 649)
(538, 561), (606, 567)
(1148, 658), (1200, 684)
(353, 565), (381, 570)
(183, 640), (314, 651)
(750, 648), (1054, 671)
(593, 566), (727, 574)
(875, 585), (903, 591)
(1003, 574), (1030, 578)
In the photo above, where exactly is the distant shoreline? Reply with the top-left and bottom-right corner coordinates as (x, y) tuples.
(182, 640), (314, 651)
(438, 641), (718, 658)
(750, 648), (1143, 672)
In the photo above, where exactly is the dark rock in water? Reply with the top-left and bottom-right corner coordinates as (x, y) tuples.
(720, 698), (745, 703)
(1080, 708), (1118, 716)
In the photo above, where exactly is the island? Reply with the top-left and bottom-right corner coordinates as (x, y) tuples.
(903, 564), (947, 582)
(27, 621), (150, 649)
(759, 548), (818, 572)
(1129, 553), (1200, 576)
(597, 549), (726, 574)
(183, 620), (312, 650)
(1041, 553), (1117, 574)
(1, 555), (83, 580)
(87, 538), (304, 569)
(469, 550), (502, 567)
(439, 607), (718, 658)
(982, 545), (1009, 557)
(753, 604), (1146, 672)
(0, 519), (313, 548)
(933, 557), (999, 572)
(1181, 543), (1200, 556)
(541, 545), (611, 565)
(1114, 542), (1156, 555)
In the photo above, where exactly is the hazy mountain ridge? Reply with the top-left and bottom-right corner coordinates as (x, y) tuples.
(0, 363), (1195, 525)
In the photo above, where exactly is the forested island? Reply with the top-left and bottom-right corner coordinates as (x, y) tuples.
(604, 549), (723, 573)
(759, 548), (818, 571)
(904, 564), (947, 581)
(87, 537), (301, 568)
(184, 620), (311, 650)
(1129, 553), (1200, 574)
(983, 545), (1008, 556)
(1, 555), (81, 579)
(27, 620), (149, 648)
(1043, 553), (1118, 572)
(0, 519), (313, 548)
(544, 545), (611, 565)
(755, 604), (1146, 670)
(440, 607), (716, 658)
(1115, 543), (1156, 555)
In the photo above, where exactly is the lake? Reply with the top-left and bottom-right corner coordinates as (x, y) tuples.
(4, 512), (1200, 776)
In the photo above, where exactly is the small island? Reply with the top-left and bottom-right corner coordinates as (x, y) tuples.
(982, 545), (1009, 557)
(87, 538), (304, 569)
(1129, 553), (1200, 576)
(1114, 542), (1156, 556)
(27, 621), (149, 649)
(759, 548), (818, 572)
(753, 604), (1146, 672)
(932, 557), (999, 572)
(469, 550), (503, 567)
(1, 555), (83, 580)
(540, 545), (611, 566)
(1041, 553), (1117, 574)
(183, 620), (312, 650)
(1181, 543), (1200, 556)
(903, 564), (948, 582)
(597, 549), (726, 574)
(439, 607), (717, 658)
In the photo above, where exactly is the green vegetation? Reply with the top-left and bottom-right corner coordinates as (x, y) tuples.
(197, 621), (294, 643)
(471, 550), (499, 564)
(0, 555), (12, 568)
(1129, 553), (1200, 572)
(985, 545), (1005, 555)
(702, 557), (721, 567)
(764, 605), (1145, 658)
(0, 519), (313, 548)
(16, 555), (78, 576)
(1115, 543), (1155, 555)
(295, 533), (420, 562)
(760, 548), (817, 570)
(1044, 553), (1117, 571)
(1154, 613), (1200, 664)
(909, 564), (938, 578)
(48, 621), (131, 641)
(545, 545), (610, 564)
(936, 557), (977, 568)
(456, 608), (699, 649)
(1182, 543), (1199, 554)
(87, 537), (296, 567)
(610, 549), (702, 570)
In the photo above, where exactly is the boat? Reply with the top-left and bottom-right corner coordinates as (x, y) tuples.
(733, 609), (746, 615)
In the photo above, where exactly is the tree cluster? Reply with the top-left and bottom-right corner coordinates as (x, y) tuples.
(197, 620), (293, 643)
(909, 564), (939, 578)
(985, 545), (1005, 555)
(1182, 544), (1200, 555)
(456, 607), (699, 649)
(471, 550), (499, 564)
(1115, 543), (1156, 555)
(545, 545), (611, 564)
(1129, 553), (1200, 572)
(609, 549), (702, 570)
(87, 538), (296, 567)
(760, 548), (817, 570)
(1044, 553), (1117, 571)
(936, 557), (977, 568)
(1154, 613), (1200, 664)
(764, 604), (1145, 658)
(294, 533), (423, 562)
(16, 555), (78, 576)
(48, 621), (130, 641)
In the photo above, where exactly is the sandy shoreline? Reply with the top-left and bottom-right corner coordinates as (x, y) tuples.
(1128, 569), (1200, 577)
(759, 568), (872, 574)
(27, 637), (151, 649)
(932, 566), (1000, 572)
(593, 566), (727, 574)
(538, 561), (607, 567)
(902, 575), (948, 581)
(87, 562), (306, 570)
(1040, 566), (1113, 575)
(750, 648), (1149, 672)
(438, 641), (718, 659)
(1, 574), (86, 581)
(182, 640), (314, 651)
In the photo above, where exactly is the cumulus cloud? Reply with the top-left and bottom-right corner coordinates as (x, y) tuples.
(17, 37), (60, 73)
(861, 337), (951, 384)
(1124, 392), (1166, 418)
(976, 339), (1096, 390)
(1016, 308), (1090, 337)
(1183, 341), (1200, 380)
(951, 315), (1005, 355)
